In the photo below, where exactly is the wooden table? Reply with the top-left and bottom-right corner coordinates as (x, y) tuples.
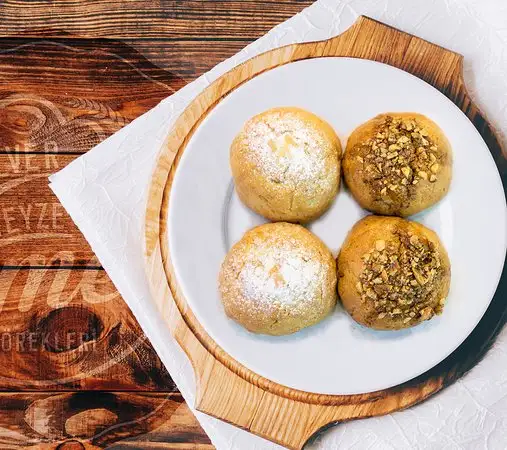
(0, 1), (314, 448)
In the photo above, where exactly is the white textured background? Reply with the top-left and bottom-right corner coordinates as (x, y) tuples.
(50, 0), (507, 448)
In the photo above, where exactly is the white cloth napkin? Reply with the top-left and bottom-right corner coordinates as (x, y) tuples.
(49, 0), (507, 448)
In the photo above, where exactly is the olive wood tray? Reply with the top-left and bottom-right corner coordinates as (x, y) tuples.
(144, 16), (507, 450)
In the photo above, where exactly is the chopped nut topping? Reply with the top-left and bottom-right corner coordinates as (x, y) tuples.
(356, 228), (445, 323)
(353, 116), (444, 206)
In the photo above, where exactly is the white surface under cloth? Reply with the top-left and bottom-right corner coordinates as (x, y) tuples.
(50, 0), (507, 448)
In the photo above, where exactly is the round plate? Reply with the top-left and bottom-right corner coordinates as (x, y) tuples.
(168, 57), (507, 395)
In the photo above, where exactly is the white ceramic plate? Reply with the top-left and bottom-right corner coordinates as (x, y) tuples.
(168, 57), (507, 395)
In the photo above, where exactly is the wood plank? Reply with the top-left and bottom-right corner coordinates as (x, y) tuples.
(0, 36), (251, 264)
(0, 39), (178, 153)
(0, 392), (212, 449)
(0, 154), (94, 266)
(0, 38), (248, 85)
(0, 268), (173, 390)
(0, 0), (312, 39)
(0, 38), (252, 153)
(0, 35), (242, 264)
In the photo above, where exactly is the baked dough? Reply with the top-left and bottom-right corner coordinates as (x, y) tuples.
(219, 222), (337, 335)
(343, 113), (452, 216)
(337, 215), (451, 330)
(230, 107), (341, 223)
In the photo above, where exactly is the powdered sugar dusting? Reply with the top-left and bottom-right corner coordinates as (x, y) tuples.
(219, 224), (336, 335)
(240, 247), (321, 308)
(241, 110), (332, 189)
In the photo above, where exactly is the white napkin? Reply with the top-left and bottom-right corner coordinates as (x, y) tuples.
(49, 0), (507, 448)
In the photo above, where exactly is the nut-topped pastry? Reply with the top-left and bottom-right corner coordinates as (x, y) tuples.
(230, 107), (341, 223)
(219, 222), (337, 336)
(337, 216), (451, 330)
(343, 113), (452, 216)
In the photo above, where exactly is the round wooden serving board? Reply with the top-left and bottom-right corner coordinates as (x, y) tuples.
(144, 16), (507, 450)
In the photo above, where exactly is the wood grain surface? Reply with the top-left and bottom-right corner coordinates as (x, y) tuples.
(0, 268), (176, 390)
(0, 392), (212, 449)
(145, 15), (507, 450)
(0, 0), (316, 448)
(0, 1), (311, 39)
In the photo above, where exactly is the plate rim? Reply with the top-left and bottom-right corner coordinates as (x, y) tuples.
(168, 56), (507, 396)
(146, 44), (506, 405)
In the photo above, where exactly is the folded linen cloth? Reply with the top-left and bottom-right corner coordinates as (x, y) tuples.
(50, 0), (507, 448)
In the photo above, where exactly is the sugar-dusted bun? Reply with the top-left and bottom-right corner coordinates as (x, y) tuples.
(230, 107), (341, 223)
(337, 216), (451, 330)
(219, 223), (337, 336)
(343, 113), (452, 216)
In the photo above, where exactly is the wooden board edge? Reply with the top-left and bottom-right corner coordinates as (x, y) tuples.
(144, 15), (507, 449)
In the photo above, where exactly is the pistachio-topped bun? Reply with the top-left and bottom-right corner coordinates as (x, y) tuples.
(219, 223), (337, 336)
(337, 216), (451, 330)
(230, 107), (341, 223)
(343, 113), (452, 216)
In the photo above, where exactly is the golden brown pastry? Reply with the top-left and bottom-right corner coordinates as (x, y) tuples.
(343, 113), (452, 216)
(219, 222), (337, 335)
(337, 216), (451, 330)
(230, 107), (341, 223)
